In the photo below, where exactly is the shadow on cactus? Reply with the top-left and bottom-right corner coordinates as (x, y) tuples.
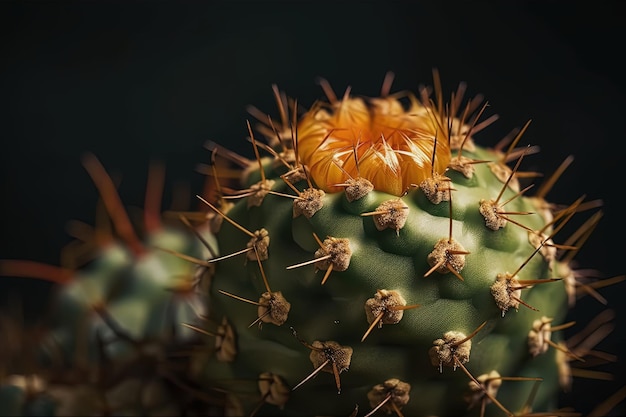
(1, 72), (624, 417)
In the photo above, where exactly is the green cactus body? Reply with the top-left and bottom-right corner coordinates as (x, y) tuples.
(195, 82), (585, 416)
(0, 77), (620, 417)
(0, 160), (218, 416)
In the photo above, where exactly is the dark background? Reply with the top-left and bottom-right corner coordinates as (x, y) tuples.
(1, 1), (624, 415)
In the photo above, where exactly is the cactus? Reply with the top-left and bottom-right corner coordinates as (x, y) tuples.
(0, 156), (221, 416)
(1, 73), (623, 417)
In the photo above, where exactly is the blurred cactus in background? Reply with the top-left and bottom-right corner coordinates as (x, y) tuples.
(1, 73), (624, 416)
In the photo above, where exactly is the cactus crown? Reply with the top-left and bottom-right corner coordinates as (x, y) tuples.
(296, 80), (453, 196)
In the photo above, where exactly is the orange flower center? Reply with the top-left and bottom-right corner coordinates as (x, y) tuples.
(296, 95), (451, 196)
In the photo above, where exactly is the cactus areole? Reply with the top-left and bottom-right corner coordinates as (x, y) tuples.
(1, 74), (620, 417)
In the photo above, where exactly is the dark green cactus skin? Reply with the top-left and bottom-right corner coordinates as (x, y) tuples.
(200, 143), (570, 416)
